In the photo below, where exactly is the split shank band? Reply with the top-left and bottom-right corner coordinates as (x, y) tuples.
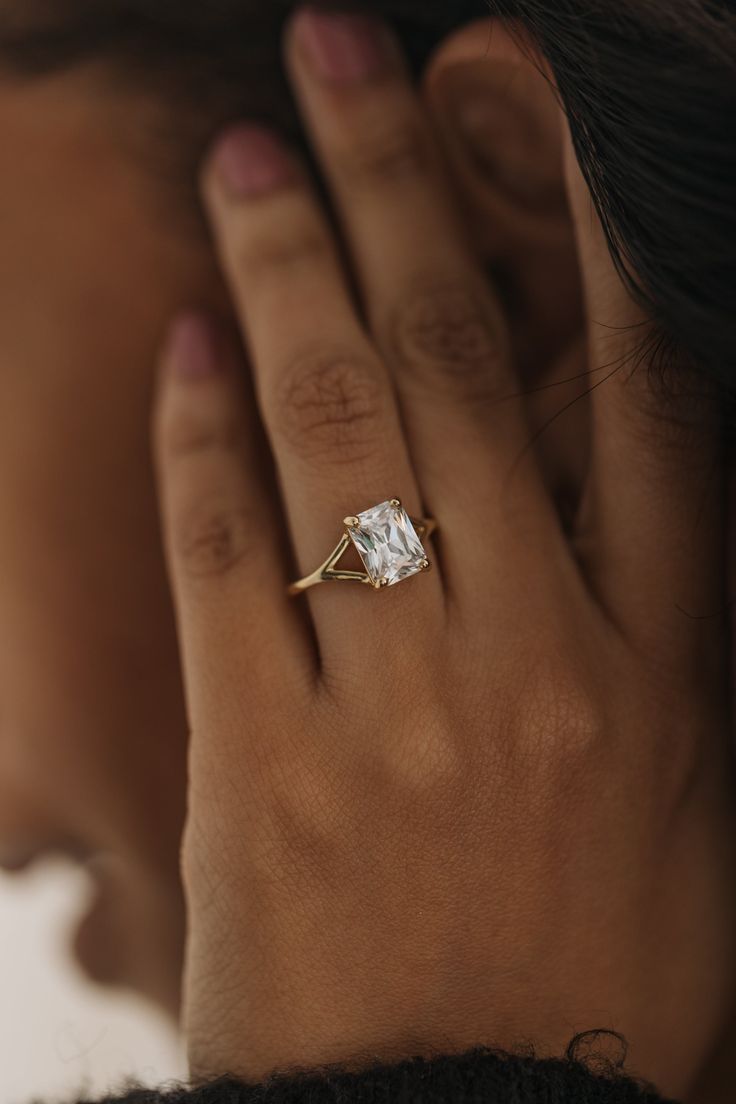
(288, 498), (437, 596)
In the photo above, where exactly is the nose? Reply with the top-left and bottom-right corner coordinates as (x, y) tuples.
(0, 766), (71, 875)
(0, 718), (96, 877)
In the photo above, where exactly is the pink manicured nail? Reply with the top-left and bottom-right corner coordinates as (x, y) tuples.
(167, 313), (221, 381)
(212, 125), (297, 199)
(294, 8), (394, 84)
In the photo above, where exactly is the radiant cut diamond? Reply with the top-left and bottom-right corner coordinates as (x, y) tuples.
(348, 500), (428, 588)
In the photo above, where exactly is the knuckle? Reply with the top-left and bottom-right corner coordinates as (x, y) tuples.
(272, 346), (384, 463)
(383, 282), (508, 402)
(333, 117), (431, 191)
(162, 408), (242, 463)
(389, 720), (467, 802)
(173, 499), (255, 580)
(234, 226), (331, 286)
(512, 651), (603, 775)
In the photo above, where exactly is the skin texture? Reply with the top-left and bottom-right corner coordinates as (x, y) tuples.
(0, 18), (582, 1010)
(0, 8), (732, 1100)
(153, 10), (736, 1099)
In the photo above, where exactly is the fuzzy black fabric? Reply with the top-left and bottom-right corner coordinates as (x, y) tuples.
(78, 1044), (677, 1104)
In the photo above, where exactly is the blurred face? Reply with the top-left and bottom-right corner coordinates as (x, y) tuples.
(0, 66), (228, 1009)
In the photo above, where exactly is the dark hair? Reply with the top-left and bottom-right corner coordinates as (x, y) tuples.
(1, 0), (734, 396)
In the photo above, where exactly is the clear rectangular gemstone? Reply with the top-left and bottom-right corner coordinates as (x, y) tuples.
(349, 500), (427, 588)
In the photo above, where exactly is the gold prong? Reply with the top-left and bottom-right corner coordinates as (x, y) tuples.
(389, 498), (401, 509)
(344, 516), (360, 529)
(421, 558), (431, 571)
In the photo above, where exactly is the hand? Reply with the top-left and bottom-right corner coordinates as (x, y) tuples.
(153, 10), (736, 1096)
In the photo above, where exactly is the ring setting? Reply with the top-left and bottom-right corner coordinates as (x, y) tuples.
(289, 498), (436, 596)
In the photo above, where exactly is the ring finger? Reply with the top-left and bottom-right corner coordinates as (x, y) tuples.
(283, 9), (565, 600)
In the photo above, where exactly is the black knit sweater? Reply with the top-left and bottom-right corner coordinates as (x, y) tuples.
(79, 1044), (676, 1104)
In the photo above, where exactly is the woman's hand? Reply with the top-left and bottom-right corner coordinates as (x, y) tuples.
(153, 9), (736, 1096)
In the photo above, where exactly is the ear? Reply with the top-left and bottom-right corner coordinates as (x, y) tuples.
(421, 19), (590, 527)
(421, 19), (583, 380)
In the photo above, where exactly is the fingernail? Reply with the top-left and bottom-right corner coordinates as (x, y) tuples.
(294, 8), (394, 84)
(166, 313), (222, 381)
(211, 124), (298, 199)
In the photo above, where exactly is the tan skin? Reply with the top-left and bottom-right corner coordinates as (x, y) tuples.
(154, 8), (735, 1097)
(0, 8), (732, 1100)
(0, 17), (578, 1004)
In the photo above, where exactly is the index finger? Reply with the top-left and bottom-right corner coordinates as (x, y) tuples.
(153, 313), (314, 731)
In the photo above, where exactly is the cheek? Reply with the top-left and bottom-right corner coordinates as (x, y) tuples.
(0, 387), (188, 868)
(0, 75), (218, 868)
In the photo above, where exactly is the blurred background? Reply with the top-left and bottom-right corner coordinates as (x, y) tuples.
(0, 865), (184, 1104)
